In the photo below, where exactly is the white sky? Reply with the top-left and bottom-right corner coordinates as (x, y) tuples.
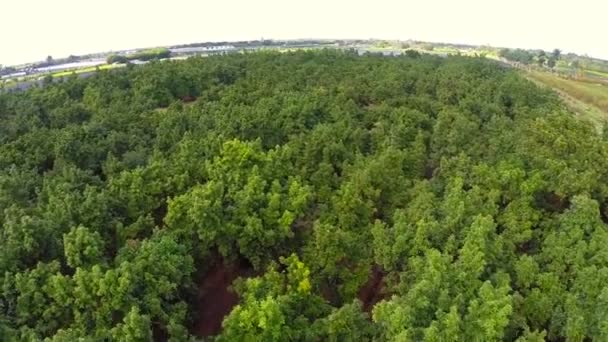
(2, 0), (606, 65)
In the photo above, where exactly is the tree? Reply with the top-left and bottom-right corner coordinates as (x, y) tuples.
(571, 60), (580, 69)
(571, 60), (582, 78)
(219, 254), (329, 341)
(547, 57), (556, 69)
(312, 301), (377, 341)
(43, 74), (54, 86)
(110, 306), (152, 341)
(405, 49), (421, 58)
(63, 225), (104, 268)
(106, 54), (129, 64)
(552, 48), (561, 60)
(165, 139), (311, 268)
(463, 280), (513, 341)
(537, 55), (546, 67)
(423, 306), (462, 341)
(499, 48), (535, 64)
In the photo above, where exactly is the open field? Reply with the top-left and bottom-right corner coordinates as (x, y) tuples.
(527, 71), (608, 111)
(50, 63), (122, 77)
(585, 69), (608, 79)
(525, 70), (608, 127)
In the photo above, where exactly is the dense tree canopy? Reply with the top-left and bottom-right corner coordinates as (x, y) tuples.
(1, 49), (608, 341)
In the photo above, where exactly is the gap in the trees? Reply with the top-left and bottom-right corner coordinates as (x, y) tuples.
(599, 201), (608, 225)
(190, 255), (255, 337)
(180, 95), (197, 103)
(534, 191), (570, 213)
(357, 264), (388, 313)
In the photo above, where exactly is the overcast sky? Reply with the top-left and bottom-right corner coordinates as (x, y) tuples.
(2, 0), (606, 65)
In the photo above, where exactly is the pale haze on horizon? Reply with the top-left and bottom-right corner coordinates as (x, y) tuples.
(2, 0), (606, 65)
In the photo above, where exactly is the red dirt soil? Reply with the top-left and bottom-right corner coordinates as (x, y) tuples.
(191, 258), (254, 337)
(357, 265), (387, 312)
(191, 259), (385, 336)
(180, 95), (197, 103)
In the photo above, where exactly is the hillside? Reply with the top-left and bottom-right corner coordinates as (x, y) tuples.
(2, 50), (608, 341)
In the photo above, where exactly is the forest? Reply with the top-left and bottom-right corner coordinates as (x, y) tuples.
(1, 49), (608, 341)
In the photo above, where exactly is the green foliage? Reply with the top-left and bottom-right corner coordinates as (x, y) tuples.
(63, 225), (104, 268)
(106, 54), (129, 64)
(165, 139), (311, 267)
(499, 48), (535, 64)
(219, 254), (329, 341)
(552, 48), (562, 60)
(110, 306), (153, 341)
(129, 48), (171, 61)
(0, 49), (606, 340)
(107, 48), (171, 64)
(312, 301), (377, 341)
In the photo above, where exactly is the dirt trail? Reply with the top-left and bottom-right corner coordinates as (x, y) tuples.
(357, 265), (387, 312)
(191, 258), (254, 337)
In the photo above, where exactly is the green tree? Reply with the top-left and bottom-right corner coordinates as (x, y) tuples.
(463, 280), (513, 341)
(219, 254), (329, 341)
(106, 54), (129, 64)
(165, 139), (311, 267)
(110, 306), (152, 341)
(312, 301), (377, 341)
(537, 55), (546, 67)
(552, 48), (561, 60)
(63, 225), (104, 268)
(405, 49), (421, 58)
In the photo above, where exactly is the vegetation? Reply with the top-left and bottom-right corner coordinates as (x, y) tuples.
(499, 48), (561, 69)
(528, 71), (608, 113)
(0, 65), (17, 77)
(106, 54), (130, 64)
(564, 54), (608, 74)
(49, 64), (122, 78)
(1, 50), (608, 341)
(499, 48), (535, 64)
(497, 47), (608, 127)
(107, 48), (171, 64)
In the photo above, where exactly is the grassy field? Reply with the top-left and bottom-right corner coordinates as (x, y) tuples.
(526, 70), (608, 127)
(528, 71), (608, 111)
(1, 64), (124, 90)
(51, 64), (122, 77)
(585, 69), (608, 79)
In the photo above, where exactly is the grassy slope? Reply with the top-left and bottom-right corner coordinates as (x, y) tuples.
(526, 70), (608, 127)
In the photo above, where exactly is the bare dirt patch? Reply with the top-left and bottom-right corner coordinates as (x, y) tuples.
(191, 257), (255, 337)
(357, 264), (387, 312)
